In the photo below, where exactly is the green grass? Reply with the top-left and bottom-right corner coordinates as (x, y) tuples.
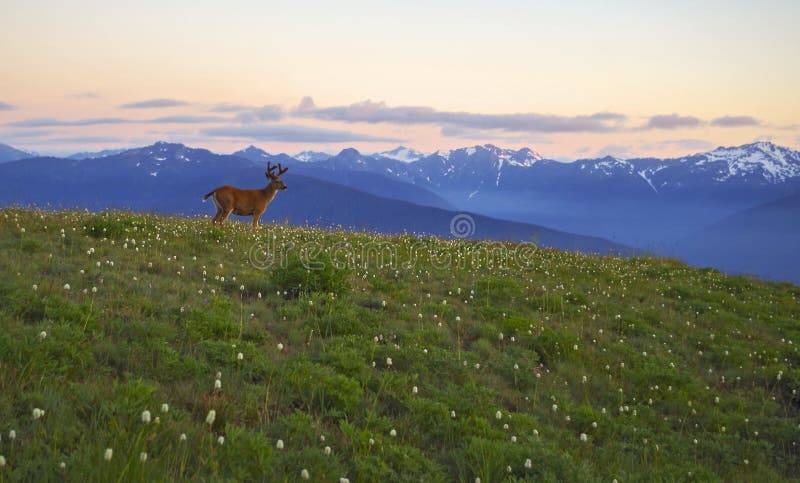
(0, 208), (798, 481)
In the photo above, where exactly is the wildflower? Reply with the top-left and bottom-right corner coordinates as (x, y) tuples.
(33, 408), (45, 419)
(450, 410), (456, 418)
(59, 461), (66, 469)
(369, 438), (375, 445)
(580, 433), (588, 442)
(0, 455), (5, 467)
(214, 379), (222, 391)
(301, 469), (310, 480)
(63, 283), (70, 290)
(511, 435), (517, 443)
(205, 409), (216, 426)
(386, 357), (393, 367)
(32, 284), (38, 291)
(324, 446), (332, 456)
(104, 448), (113, 462)
(412, 386), (418, 394)
(277, 342), (284, 351)
(8, 430), (16, 440)
(276, 439), (284, 449)
(496, 410), (502, 420)
(524, 458), (532, 468)
(39, 331), (47, 340)
(141, 410), (151, 424)
(390, 429), (397, 437)
(237, 352), (244, 361)
(552, 404), (558, 412)
(139, 452), (147, 463)
(179, 433), (187, 442)
(217, 436), (225, 445)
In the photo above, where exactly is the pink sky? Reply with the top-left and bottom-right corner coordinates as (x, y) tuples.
(1, 1), (798, 159)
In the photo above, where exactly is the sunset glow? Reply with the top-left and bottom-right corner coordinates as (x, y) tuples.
(1, 0), (798, 158)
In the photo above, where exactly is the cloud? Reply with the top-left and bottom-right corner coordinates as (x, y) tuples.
(234, 105), (285, 124)
(8, 117), (129, 127)
(7, 115), (227, 127)
(148, 115), (228, 124)
(119, 98), (189, 109)
(201, 124), (403, 143)
(67, 92), (101, 99)
(293, 97), (626, 133)
(710, 115), (760, 127)
(0, 129), (57, 138)
(642, 114), (702, 130)
(209, 103), (252, 112)
(0, 102), (18, 111)
(25, 136), (123, 145)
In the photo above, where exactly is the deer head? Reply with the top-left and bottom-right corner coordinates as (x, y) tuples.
(266, 161), (289, 190)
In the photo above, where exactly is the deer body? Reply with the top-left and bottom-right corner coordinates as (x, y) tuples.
(204, 162), (288, 228)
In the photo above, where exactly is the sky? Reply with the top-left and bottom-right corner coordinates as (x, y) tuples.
(1, 0), (798, 159)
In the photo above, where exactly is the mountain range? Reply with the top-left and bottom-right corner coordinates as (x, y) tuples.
(1, 139), (797, 282)
(0, 142), (627, 256)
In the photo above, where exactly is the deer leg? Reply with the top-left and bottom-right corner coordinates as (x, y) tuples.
(219, 208), (234, 225)
(252, 212), (263, 230)
(211, 209), (221, 224)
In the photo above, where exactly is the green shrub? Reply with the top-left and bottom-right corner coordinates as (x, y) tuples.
(270, 254), (350, 297)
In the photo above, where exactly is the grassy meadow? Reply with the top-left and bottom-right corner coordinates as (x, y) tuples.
(0, 207), (798, 481)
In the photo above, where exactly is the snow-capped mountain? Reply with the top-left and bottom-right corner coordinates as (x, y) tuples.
(294, 141), (799, 247)
(374, 146), (427, 163)
(632, 142), (800, 195)
(295, 150), (332, 162)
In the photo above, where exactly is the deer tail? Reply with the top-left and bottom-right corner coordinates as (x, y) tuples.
(203, 190), (215, 202)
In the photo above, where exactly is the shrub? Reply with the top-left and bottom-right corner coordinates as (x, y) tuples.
(270, 254), (350, 297)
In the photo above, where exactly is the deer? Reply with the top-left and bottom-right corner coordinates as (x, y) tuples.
(203, 161), (288, 229)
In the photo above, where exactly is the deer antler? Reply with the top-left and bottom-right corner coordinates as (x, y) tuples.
(277, 163), (288, 175)
(267, 161), (278, 174)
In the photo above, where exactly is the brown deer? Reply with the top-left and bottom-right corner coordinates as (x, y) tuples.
(203, 162), (288, 228)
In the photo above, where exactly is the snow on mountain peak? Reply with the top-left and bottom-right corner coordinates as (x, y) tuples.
(699, 142), (800, 182)
(375, 146), (426, 162)
(295, 150), (332, 162)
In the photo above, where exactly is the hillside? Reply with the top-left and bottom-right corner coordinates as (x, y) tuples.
(0, 208), (798, 481)
(673, 193), (800, 284)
